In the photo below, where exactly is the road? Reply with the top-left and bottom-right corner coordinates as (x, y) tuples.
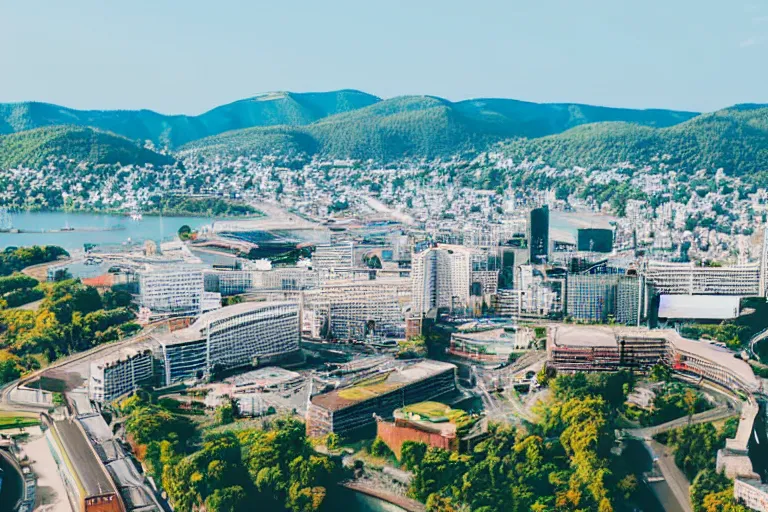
(647, 439), (693, 512)
(0, 323), (163, 413)
(624, 405), (737, 440)
(750, 327), (768, 362)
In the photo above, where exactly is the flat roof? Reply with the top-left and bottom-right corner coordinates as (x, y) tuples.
(664, 330), (759, 388)
(90, 339), (159, 370)
(659, 294), (740, 320)
(550, 325), (619, 348)
(310, 360), (456, 412)
(453, 327), (518, 343)
(54, 419), (116, 498)
(229, 366), (301, 387)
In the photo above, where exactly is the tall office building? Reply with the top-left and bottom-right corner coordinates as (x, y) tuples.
(411, 246), (471, 315)
(529, 206), (549, 264)
(566, 274), (617, 323)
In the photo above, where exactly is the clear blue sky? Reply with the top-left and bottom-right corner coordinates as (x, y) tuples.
(1, 0), (766, 114)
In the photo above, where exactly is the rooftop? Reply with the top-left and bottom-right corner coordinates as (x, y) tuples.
(229, 366), (301, 387)
(550, 325), (619, 348)
(310, 360), (456, 411)
(658, 294), (740, 320)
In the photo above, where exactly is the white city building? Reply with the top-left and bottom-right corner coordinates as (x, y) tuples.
(88, 342), (158, 402)
(311, 242), (354, 271)
(643, 261), (761, 296)
(411, 245), (472, 315)
(138, 265), (221, 318)
(157, 301), (300, 385)
(303, 278), (411, 340)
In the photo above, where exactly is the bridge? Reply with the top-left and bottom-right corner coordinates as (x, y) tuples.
(621, 404), (737, 440)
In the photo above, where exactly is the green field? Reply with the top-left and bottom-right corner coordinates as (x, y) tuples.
(0, 412), (40, 430)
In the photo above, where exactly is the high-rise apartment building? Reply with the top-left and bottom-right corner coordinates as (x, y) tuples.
(411, 245), (472, 315)
(138, 266), (221, 317)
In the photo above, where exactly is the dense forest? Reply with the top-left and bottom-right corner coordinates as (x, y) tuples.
(0, 126), (173, 168)
(0, 276), (137, 384)
(144, 196), (262, 217)
(121, 394), (343, 512)
(0, 245), (68, 276)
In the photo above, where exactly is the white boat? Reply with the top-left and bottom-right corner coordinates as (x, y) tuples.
(130, 213), (143, 221)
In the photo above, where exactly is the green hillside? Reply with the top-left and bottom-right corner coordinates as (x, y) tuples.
(500, 104), (768, 181)
(180, 95), (698, 160)
(0, 90), (381, 149)
(0, 126), (174, 168)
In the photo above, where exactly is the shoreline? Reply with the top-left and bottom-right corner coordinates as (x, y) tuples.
(0, 208), (262, 220)
(341, 481), (425, 512)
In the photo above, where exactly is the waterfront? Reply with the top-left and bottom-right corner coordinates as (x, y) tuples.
(0, 211), (214, 252)
(0, 210), (609, 252)
(328, 487), (407, 512)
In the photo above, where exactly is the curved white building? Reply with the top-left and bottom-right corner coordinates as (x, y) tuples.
(158, 301), (300, 385)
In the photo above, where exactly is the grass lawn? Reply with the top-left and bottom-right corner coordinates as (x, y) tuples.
(401, 401), (450, 418)
(0, 412), (40, 430)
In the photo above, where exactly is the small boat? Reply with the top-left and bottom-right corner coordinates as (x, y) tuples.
(129, 212), (143, 221)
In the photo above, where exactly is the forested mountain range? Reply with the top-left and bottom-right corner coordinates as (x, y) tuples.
(1, 89), (767, 179)
(0, 126), (174, 169)
(0, 90), (380, 149)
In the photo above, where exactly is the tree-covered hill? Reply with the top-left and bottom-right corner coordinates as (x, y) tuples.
(500, 104), (768, 181)
(180, 95), (699, 160)
(0, 90), (381, 149)
(0, 126), (174, 168)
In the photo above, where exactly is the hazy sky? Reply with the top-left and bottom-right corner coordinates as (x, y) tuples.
(1, 0), (766, 114)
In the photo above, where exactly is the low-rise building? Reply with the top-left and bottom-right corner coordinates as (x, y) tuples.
(306, 360), (457, 437)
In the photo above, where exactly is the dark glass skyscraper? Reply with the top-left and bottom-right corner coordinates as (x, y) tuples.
(529, 205), (549, 264)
